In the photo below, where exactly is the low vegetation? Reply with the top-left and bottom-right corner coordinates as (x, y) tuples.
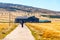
(0, 23), (19, 39)
(26, 21), (60, 40)
(41, 15), (60, 18)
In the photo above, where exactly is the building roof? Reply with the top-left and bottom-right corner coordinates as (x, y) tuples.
(16, 16), (36, 19)
(16, 16), (29, 19)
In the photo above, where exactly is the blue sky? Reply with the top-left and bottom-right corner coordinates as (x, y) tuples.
(0, 0), (60, 11)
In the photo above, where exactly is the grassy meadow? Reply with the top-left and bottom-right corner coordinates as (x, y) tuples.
(0, 10), (60, 40)
(0, 23), (19, 39)
(26, 20), (60, 40)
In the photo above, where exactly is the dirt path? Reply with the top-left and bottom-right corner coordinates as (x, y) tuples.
(3, 24), (35, 40)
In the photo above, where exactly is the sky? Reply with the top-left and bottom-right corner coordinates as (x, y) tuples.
(0, 0), (60, 11)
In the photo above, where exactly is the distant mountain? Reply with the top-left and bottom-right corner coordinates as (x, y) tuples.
(0, 2), (60, 13)
(0, 3), (40, 12)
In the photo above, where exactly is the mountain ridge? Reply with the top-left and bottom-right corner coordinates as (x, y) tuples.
(0, 2), (60, 13)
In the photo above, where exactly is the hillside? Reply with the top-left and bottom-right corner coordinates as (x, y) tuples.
(0, 2), (60, 40)
(0, 3), (60, 22)
(0, 3), (60, 14)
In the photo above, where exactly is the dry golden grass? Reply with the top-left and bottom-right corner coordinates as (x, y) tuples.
(0, 9), (60, 40)
(0, 23), (19, 39)
(26, 21), (60, 40)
